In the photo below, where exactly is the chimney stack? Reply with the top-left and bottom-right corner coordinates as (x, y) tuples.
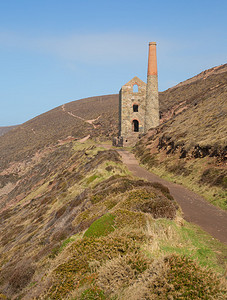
(144, 42), (159, 132)
(147, 42), (158, 76)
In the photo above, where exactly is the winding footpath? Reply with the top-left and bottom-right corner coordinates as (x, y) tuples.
(62, 104), (100, 129)
(114, 148), (227, 244)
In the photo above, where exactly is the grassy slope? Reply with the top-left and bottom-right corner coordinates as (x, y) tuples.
(0, 94), (119, 171)
(159, 63), (227, 114)
(159, 82), (227, 151)
(0, 64), (227, 298)
(0, 140), (226, 299)
(134, 65), (227, 210)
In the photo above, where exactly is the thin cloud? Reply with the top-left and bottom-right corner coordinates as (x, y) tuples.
(0, 30), (196, 68)
(0, 31), (150, 65)
(0, 30), (224, 91)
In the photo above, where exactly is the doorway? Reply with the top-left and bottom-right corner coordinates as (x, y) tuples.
(133, 120), (139, 132)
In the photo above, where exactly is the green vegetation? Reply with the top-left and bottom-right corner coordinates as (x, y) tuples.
(86, 174), (99, 184)
(46, 233), (143, 299)
(50, 234), (82, 259)
(134, 68), (227, 210)
(80, 287), (106, 300)
(0, 142), (226, 300)
(84, 213), (116, 238)
(152, 161), (227, 210)
(135, 142), (227, 210)
(136, 254), (226, 300)
(43, 174), (226, 299)
(1, 64), (227, 299)
(142, 218), (227, 273)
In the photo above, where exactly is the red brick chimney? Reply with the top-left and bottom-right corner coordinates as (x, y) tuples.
(147, 42), (158, 76)
(144, 42), (159, 132)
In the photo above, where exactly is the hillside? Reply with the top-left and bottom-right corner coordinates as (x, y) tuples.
(0, 126), (17, 137)
(159, 63), (227, 121)
(0, 140), (226, 299)
(0, 64), (227, 299)
(1, 64), (226, 172)
(0, 64), (226, 209)
(134, 64), (227, 210)
(0, 94), (118, 171)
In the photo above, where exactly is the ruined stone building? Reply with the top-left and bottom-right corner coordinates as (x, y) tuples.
(114, 42), (159, 147)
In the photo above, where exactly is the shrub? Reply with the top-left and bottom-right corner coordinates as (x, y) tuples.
(200, 168), (227, 188)
(163, 255), (227, 299)
(49, 236), (78, 259)
(150, 182), (175, 201)
(35, 241), (57, 261)
(114, 209), (146, 229)
(8, 261), (35, 292)
(46, 234), (140, 299)
(126, 190), (155, 207)
(105, 165), (113, 172)
(139, 198), (176, 219)
(97, 252), (152, 295)
(78, 216), (100, 232)
(91, 194), (104, 204)
(69, 189), (90, 208)
(122, 254), (227, 299)
(80, 287), (106, 300)
(119, 189), (177, 220)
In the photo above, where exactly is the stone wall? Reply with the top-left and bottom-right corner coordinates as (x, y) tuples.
(144, 74), (159, 132)
(119, 76), (146, 146)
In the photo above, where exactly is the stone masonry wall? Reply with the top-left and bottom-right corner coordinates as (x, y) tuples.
(144, 74), (159, 132)
(119, 76), (146, 146)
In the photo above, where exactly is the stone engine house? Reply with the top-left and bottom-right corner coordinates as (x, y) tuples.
(119, 77), (147, 145)
(114, 42), (159, 147)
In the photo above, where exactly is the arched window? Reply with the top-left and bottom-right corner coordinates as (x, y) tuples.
(133, 104), (138, 112)
(133, 84), (138, 93)
(133, 120), (139, 132)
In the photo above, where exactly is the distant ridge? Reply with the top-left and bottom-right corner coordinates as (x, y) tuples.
(0, 126), (17, 137)
(171, 63), (227, 90)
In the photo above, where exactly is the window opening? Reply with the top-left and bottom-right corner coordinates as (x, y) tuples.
(133, 84), (138, 93)
(133, 120), (139, 132)
(133, 104), (138, 112)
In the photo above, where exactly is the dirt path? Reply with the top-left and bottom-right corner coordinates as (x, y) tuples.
(78, 135), (91, 143)
(62, 104), (100, 129)
(113, 147), (227, 244)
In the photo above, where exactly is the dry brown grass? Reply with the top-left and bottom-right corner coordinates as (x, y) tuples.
(134, 73), (227, 209)
(121, 254), (227, 300)
(162, 90), (227, 152)
(0, 65), (227, 299)
(2, 65), (226, 173)
(8, 260), (35, 293)
(0, 125), (17, 137)
(0, 94), (119, 171)
(96, 252), (151, 296)
(159, 64), (227, 113)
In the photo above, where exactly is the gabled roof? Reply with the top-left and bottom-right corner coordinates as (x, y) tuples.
(122, 76), (146, 87)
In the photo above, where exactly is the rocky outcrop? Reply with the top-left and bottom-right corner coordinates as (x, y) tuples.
(157, 135), (226, 161)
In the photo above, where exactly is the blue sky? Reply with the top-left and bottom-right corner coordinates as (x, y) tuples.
(0, 0), (226, 126)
